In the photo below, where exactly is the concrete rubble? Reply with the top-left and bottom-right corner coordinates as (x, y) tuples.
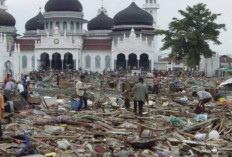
(1, 72), (232, 157)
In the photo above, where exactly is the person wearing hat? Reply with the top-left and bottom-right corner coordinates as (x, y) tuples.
(132, 77), (148, 116)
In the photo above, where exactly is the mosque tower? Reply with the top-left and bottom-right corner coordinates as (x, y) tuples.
(142, 0), (160, 28)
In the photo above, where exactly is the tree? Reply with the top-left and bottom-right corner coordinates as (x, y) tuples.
(155, 3), (226, 68)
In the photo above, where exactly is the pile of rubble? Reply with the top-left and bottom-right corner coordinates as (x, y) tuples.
(1, 76), (232, 157)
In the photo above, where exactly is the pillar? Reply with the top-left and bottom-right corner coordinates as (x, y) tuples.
(149, 60), (151, 70)
(126, 60), (128, 70)
(36, 59), (40, 71)
(136, 56), (139, 69)
(61, 59), (64, 71)
(73, 59), (76, 70)
(50, 59), (52, 69)
(114, 60), (116, 70)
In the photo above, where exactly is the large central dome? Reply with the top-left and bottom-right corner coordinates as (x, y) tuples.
(113, 2), (153, 26)
(45, 0), (83, 12)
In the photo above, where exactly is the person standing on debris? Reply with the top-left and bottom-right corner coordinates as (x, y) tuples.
(192, 91), (213, 114)
(22, 75), (28, 90)
(17, 81), (28, 108)
(99, 74), (104, 88)
(4, 79), (15, 102)
(56, 74), (60, 88)
(0, 93), (5, 138)
(121, 90), (131, 111)
(37, 75), (43, 88)
(153, 73), (160, 94)
(26, 75), (30, 89)
(3, 74), (11, 88)
(133, 77), (148, 116)
(76, 75), (89, 110)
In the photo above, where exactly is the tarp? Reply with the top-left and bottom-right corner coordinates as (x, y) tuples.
(217, 68), (232, 72)
(219, 78), (232, 86)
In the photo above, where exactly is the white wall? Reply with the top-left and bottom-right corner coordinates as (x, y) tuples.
(200, 53), (220, 77)
(82, 50), (111, 72)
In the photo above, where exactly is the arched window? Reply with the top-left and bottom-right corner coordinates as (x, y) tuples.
(55, 21), (60, 29)
(95, 56), (101, 68)
(76, 22), (80, 30)
(46, 22), (49, 29)
(85, 55), (91, 68)
(63, 22), (67, 31)
(105, 56), (111, 68)
(32, 56), (35, 68)
(50, 22), (53, 30)
(22, 56), (27, 69)
(71, 22), (74, 31)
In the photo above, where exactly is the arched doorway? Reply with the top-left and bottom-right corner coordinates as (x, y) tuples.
(40, 53), (50, 70)
(105, 55), (111, 69)
(4, 60), (13, 78)
(116, 53), (126, 70)
(64, 53), (73, 70)
(128, 53), (138, 69)
(85, 55), (91, 68)
(52, 53), (62, 70)
(139, 53), (149, 70)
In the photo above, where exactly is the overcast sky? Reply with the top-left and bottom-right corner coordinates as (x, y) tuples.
(6, 0), (232, 55)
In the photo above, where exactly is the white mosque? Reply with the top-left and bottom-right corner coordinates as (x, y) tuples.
(0, 0), (219, 81)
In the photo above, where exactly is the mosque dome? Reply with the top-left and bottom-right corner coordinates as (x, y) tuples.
(113, 2), (153, 26)
(0, 9), (16, 26)
(45, 0), (83, 12)
(25, 12), (44, 31)
(88, 12), (113, 30)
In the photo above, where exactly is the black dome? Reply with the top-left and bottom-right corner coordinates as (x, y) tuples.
(0, 9), (16, 26)
(88, 12), (113, 31)
(45, 0), (83, 12)
(113, 2), (153, 26)
(25, 12), (44, 31)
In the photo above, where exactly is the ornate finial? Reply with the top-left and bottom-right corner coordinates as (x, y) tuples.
(101, 0), (104, 8)
(98, 0), (107, 15)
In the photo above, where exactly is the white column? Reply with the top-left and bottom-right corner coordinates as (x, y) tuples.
(111, 52), (116, 70)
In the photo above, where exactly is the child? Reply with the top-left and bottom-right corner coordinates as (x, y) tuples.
(122, 90), (131, 111)
(0, 93), (5, 137)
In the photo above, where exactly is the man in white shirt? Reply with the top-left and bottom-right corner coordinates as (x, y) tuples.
(76, 75), (88, 110)
(192, 91), (212, 114)
(17, 82), (28, 107)
(26, 75), (30, 89)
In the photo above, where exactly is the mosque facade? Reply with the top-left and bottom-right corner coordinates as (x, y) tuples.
(0, 0), (219, 81)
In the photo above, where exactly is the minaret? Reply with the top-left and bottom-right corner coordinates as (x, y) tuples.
(142, 0), (160, 28)
(0, 0), (8, 10)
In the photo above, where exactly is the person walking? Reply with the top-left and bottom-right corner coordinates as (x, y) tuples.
(133, 77), (148, 116)
(3, 74), (11, 88)
(17, 82), (28, 108)
(4, 79), (15, 102)
(152, 73), (160, 94)
(76, 75), (89, 110)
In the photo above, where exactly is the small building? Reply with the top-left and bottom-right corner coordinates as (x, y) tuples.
(220, 55), (232, 68)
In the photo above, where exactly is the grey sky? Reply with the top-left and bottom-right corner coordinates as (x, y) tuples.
(6, 0), (232, 55)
